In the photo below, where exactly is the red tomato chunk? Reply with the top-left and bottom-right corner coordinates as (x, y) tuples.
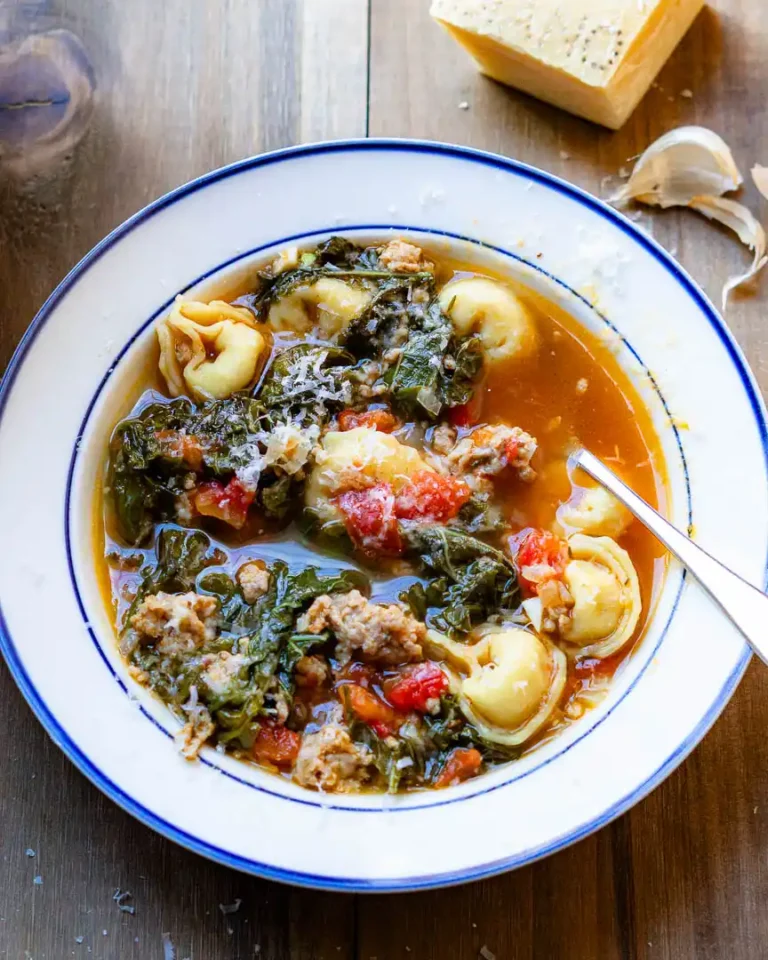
(194, 477), (255, 529)
(386, 662), (448, 713)
(338, 408), (399, 433)
(344, 684), (402, 738)
(434, 748), (483, 788)
(448, 397), (482, 428)
(514, 529), (569, 594)
(394, 471), (471, 523)
(154, 430), (204, 471)
(252, 721), (300, 768)
(336, 484), (402, 555)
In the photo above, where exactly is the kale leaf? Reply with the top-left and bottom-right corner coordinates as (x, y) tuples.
(257, 343), (354, 429)
(124, 539), (370, 748)
(109, 394), (264, 544)
(109, 398), (196, 544)
(400, 524), (520, 636)
(423, 695), (521, 766)
(379, 297), (484, 420)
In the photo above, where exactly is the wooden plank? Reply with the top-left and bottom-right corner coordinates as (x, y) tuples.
(367, 1), (768, 958)
(0, 1), (367, 957)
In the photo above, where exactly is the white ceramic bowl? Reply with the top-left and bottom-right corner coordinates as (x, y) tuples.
(0, 140), (766, 891)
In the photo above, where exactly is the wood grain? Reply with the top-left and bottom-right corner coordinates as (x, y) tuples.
(367, 1), (768, 958)
(2, 0), (768, 958)
(0, 2), (366, 958)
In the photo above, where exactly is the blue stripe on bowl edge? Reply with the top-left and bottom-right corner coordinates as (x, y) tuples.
(65, 221), (689, 814)
(0, 139), (762, 891)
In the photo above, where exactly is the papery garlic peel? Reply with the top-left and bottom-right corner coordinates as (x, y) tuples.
(612, 127), (767, 309)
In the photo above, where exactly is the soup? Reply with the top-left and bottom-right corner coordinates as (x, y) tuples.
(99, 236), (665, 794)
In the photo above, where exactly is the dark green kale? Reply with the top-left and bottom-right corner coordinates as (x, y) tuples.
(256, 343), (354, 429)
(400, 524), (520, 636)
(343, 276), (436, 358)
(252, 236), (423, 314)
(346, 712), (430, 793)
(109, 393), (265, 544)
(123, 530), (370, 748)
(423, 695), (521, 766)
(381, 298), (484, 420)
(109, 398), (197, 544)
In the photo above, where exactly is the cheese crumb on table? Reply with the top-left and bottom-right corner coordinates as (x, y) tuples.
(430, 0), (705, 129)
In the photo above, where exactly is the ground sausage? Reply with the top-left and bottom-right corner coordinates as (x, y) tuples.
(131, 592), (219, 655)
(379, 239), (434, 274)
(445, 424), (538, 483)
(237, 561), (271, 603)
(297, 590), (425, 665)
(293, 713), (373, 792)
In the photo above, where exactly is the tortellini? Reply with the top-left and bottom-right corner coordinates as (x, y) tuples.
(557, 485), (633, 539)
(305, 427), (432, 522)
(560, 534), (641, 658)
(437, 277), (539, 365)
(157, 297), (265, 401)
(426, 626), (567, 747)
(268, 278), (371, 337)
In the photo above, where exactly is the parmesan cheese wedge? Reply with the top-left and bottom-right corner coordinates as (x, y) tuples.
(430, 0), (705, 129)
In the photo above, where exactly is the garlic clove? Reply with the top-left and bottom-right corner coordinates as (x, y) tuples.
(610, 127), (767, 309)
(752, 164), (768, 202)
(688, 196), (768, 309)
(611, 126), (742, 208)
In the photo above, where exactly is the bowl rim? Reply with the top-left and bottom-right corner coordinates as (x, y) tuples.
(0, 138), (763, 891)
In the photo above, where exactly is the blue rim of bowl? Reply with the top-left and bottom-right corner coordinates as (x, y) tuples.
(65, 221), (689, 814)
(0, 139), (761, 891)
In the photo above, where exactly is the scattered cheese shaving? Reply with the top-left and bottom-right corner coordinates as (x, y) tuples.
(611, 127), (767, 309)
(219, 899), (242, 916)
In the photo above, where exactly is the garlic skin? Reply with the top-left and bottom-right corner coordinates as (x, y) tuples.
(753, 165), (768, 201)
(611, 127), (767, 309)
(611, 126), (742, 209)
(689, 197), (768, 310)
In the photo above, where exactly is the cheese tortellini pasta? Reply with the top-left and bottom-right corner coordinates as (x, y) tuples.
(426, 626), (567, 747)
(157, 297), (265, 401)
(557, 484), (633, 539)
(268, 277), (371, 337)
(305, 427), (432, 522)
(560, 534), (641, 658)
(438, 276), (539, 365)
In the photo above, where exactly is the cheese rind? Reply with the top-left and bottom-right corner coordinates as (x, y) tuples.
(430, 0), (705, 129)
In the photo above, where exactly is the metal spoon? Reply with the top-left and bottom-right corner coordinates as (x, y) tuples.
(575, 448), (768, 665)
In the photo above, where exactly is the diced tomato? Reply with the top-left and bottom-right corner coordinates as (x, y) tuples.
(155, 430), (204, 471)
(448, 389), (484, 428)
(385, 662), (449, 713)
(370, 721), (393, 739)
(514, 529), (569, 594)
(252, 720), (300, 768)
(344, 684), (401, 737)
(394, 471), (471, 523)
(336, 483), (403, 555)
(194, 476), (255, 529)
(434, 748), (483, 788)
(338, 408), (399, 433)
(504, 437), (520, 463)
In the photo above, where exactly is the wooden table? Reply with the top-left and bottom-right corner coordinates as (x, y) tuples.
(1, 2), (767, 957)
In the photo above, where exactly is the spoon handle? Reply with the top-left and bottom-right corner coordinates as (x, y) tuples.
(576, 448), (767, 665)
